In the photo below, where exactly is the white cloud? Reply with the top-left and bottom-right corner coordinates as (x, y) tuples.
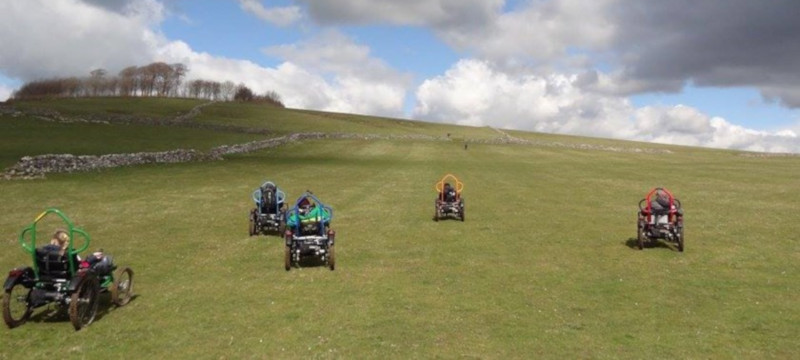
(0, 0), (406, 117)
(297, 0), (502, 27)
(0, 84), (12, 102)
(0, 0), (164, 80)
(157, 39), (407, 117)
(414, 59), (800, 153)
(263, 30), (408, 84)
(297, 0), (614, 66)
(438, 0), (615, 64)
(238, 0), (301, 27)
(414, 59), (633, 137)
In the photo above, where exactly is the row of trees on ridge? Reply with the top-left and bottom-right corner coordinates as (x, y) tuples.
(10, 62), (283, 107)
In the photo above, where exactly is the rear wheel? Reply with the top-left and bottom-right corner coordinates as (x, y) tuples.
(460, 207), (465, 222)
(278, 220), (286, 235)
(249, 212), (257, 236)
(2, 282), (32, 329)
(637, 221), (645, 250)
(677, 226), (685, 252)
(328, 245), (336, 271)
(284, 246), (292, 271)
(69, 277), (100, 331)
(111, 267), (134, 306)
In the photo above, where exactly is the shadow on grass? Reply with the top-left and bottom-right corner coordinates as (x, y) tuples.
(623, 237), (678, 251)
(25, 292), (140, 327)
(291, 256), (334, 270)
(432, 215), (465, 222)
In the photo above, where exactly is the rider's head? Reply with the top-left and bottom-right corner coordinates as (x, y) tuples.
(298, 197), (313, 214)
(50, 229), (70, 255)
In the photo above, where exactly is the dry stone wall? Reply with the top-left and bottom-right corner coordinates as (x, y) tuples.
(2, 150), (209, 180)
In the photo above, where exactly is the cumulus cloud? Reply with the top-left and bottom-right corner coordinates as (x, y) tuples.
(436, 0), (615, 64)
(414, 59), (634, 137)
(0, 84), (13, 102)
(296, 0), (613, 65)
(414, 59), (800, 152)
(238, 0), (302, 27)
(263, 30), (409, 84)
(296, 0), (502, 27)
(0, 0), (407, 117)
(0, 0), (164, 81)
(157, 34), (407, 117)
(609, 0), (800, 107)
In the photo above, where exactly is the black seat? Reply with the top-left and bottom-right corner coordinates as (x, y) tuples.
(300, 221), (320, 236)
(35, 249), (75, 281)
(260, 189), (279, 215)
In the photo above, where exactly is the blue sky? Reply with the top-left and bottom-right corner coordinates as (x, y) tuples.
(1, 0), (799, 152)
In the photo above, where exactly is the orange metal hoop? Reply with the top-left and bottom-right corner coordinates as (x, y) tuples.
(434, 174), (464, 194)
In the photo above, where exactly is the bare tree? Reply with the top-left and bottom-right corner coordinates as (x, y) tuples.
(88, 68), (107, 96)
(220, 81), (236, 101)
(168, 63), (187, 96)
(11, 61), (284, 104)
(118, 66), (139, 96)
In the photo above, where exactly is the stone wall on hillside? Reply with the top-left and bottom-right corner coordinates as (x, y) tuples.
(0, 132), (449, 180)
(2, 150), (209, 180)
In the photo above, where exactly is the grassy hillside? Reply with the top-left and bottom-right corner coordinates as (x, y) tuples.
(1, 99), (798, 359)
(0, 116), (263, 169)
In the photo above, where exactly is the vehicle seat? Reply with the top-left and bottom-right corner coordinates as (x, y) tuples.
(35, 249), (74, 281)
(300, 221), (320, 235)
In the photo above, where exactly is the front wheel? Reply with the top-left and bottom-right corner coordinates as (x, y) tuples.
(637, 221), (645, 250)
(278, 221), (286, 235)
(69, 277), (100, 331)
(284, 246), (292, 271)
(328, 245), (336, 271)
(677, 226), (685, 252)
(111, 267), (134, 306)
(2, 282), (32, 329)
(249, 211), (257, 236)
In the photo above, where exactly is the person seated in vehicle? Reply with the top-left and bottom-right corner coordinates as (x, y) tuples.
(260, 183), (283, 214)
(287, 196), (331, 235)
(40, 229), (70, 256)
(440, 182), (458, 203)
(36, 230), (77, 277)
(649, 189), (683, 225)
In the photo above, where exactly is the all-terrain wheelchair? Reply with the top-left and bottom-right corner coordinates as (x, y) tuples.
(637, 187), (685, 251)
(283, 192), (335, 271)
(249, 181), (287, 236)
(433, 174), (465, 221)
(3, 208), (134, 331)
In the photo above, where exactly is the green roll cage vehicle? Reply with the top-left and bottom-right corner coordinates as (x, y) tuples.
(3, 208), (134, 331)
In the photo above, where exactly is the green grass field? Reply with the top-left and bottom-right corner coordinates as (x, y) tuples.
(1, 99), (798, 359)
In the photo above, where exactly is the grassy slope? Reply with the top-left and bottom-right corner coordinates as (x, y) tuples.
(195, 102), (501, 139)
(0, 116), (264, 169)
(0, 99), (798, 359)
(8, 97), (204, 118)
